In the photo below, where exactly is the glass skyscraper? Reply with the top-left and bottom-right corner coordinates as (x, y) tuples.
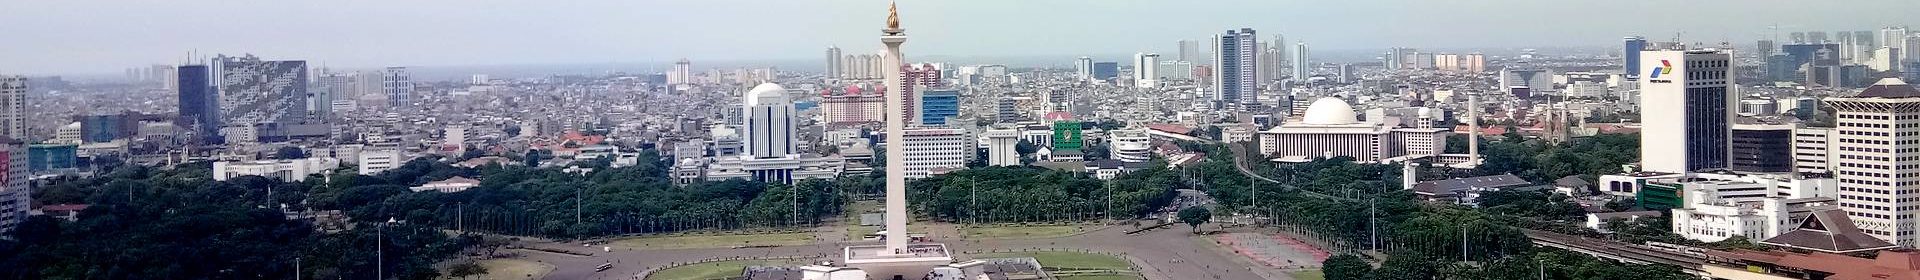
(1624, 36), (1647, 80)
(918, 89), (959, 127)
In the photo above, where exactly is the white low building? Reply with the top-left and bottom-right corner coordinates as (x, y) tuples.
(213, 157), (340, 182)
(410, 176), (481, 192)
(704, 154), (844, 185)
(358, 149), (406, 175)
(1664, 175), (1839, 243)
(1257, 98), (1448, 163)
(1108, 129), (1152, 163)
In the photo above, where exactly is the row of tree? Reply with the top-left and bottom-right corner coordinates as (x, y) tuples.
(907, 164), (1178, 223)
(2, 164), (475, 279)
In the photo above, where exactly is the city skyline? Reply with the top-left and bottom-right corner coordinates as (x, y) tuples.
(4, 0), (1920, 75)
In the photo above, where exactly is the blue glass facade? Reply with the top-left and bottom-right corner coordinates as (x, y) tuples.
(1092, 62), (1118, 80)
(80, 115), (119, 143)
(920, 89), (960, 126)
(29, 144), (76, 171)
(1624, 37), (1646, 80)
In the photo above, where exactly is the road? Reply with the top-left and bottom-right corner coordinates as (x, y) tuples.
(520, 225), (1293, 280)
(1222, 142), (1352, 202)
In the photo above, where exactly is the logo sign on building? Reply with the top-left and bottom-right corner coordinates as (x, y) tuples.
(1648, 60), (1675, 83)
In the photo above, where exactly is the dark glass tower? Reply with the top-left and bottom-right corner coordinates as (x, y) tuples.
(176, 65), (219, 144)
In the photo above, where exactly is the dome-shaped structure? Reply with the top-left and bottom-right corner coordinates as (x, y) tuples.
(1301, 97), (1359, 125)
(744, 83), (789, 106)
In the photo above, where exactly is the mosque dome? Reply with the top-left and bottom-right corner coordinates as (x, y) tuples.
(744, 83), (789, 106)
(1301, 97), (1359, 125)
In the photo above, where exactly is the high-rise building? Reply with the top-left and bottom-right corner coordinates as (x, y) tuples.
(669, 58), (692, 84)
(1826, 78), (1920, 246)
(1837, 31), (1858, 63)
(1729, 123), (1794, 173)
(1624, 36), (1648, 80)
(0, 138), (25, 234)
(0, 76), (23, 141)
(212, 55), (309, 130)
(312, 70), (350, 120)
(383, 67), (411, 108)
(1134, 52), (1160, 88)
(1757, 40), (1776, 56)
(1075, 56), (1094, 82)
(1882, 27), (1911, 63)
(1463, 53), (1487, 73)
(825, 46), (844, 79)
(744, 83), (797, 159)
(1092, 62), (1118, 81)
(1213, 28), (1258, 107)
(1293, 42), (1311, 83)
(1158, 61), (1194, 81)
(176, 65), (218, 143)
(1639, 50), (1733, 173)
(895, 128), (967, 178)
(1809, 31), (1830, 44)
(1177, 40), (1201, 63)
(918, 88), (959, 127)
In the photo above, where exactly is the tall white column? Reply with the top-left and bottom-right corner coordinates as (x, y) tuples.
(881, 24), (910, 254)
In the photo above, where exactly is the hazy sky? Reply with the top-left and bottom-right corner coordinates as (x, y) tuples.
(3, 0), (1916, 75)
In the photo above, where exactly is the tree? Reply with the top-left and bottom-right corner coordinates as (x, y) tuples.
(1178, 206), (1211, 233)
(276, 146), (309, 159)
(1322, 254), (1373, 280)
(447, 262), (488, 280)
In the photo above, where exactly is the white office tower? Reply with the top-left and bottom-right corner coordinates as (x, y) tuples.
(1638, 50), (1732, 174)
(1293, 42), (1312, 82)
(0, 76), (23, 140)
(1827, 78), (1920, 246)
(383, 67), (411, 108)
(1884, 27), (1911, 63)
(669, 58), (692, 84)
(1177, 40), (1201, 63)
(985, 128), (1021, 166)
(1075, 56), (1094, 82)
(1109, 129), (1151, 163)
(897, 128), (967, 178)
(1133, 53), (1160, 88)
(1158, 61), (1194, 81)
(825, 45), (844, 79)
(744, 83), (797, 159)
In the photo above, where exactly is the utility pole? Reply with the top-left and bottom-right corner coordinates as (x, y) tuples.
(791, 184), (799, 227)
(377, 220), (384, 280)
(457, 203), (464, 232)
(971, 179), (978, 225)
(1461, 224), (1469, 262)
(1370, 198), (1378, 252)
(295, 257), (301, 280)
(1105, 179), (1113, 221)
(575, 188), (582, 225)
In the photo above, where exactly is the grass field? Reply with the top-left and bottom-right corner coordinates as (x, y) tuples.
(1289, 269), (1325, 280)
(962, 224), (1087, 240)
(973, 251), (1132, 270)
(610, 232), (814, 250)
(645, 260), (800, 280)
(439, 258), (553, 280)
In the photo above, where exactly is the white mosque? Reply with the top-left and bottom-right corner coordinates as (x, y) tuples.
(1257, 97), (1451, 163)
